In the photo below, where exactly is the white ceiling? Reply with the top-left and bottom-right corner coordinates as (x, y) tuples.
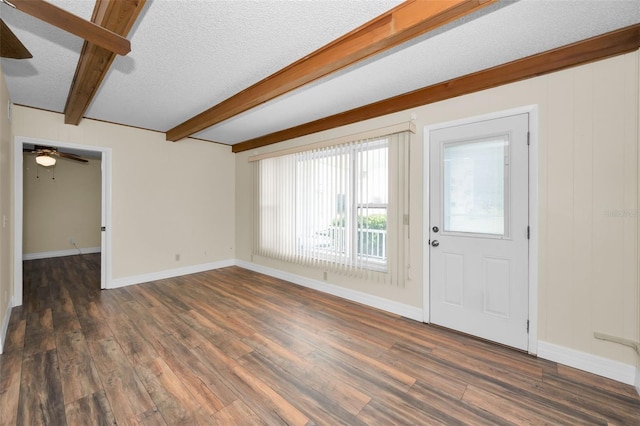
(2, 0), (639, 146)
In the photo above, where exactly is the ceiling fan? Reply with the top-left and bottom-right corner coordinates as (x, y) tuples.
(24, 145), (89, 167)
(0, 0), (130, 60)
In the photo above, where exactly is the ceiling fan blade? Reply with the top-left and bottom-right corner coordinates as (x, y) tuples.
(34, 144), (53, 150)
(8, 0), (130, 56)
(56, 152), (89, 162)
(0, 19), (32, 59)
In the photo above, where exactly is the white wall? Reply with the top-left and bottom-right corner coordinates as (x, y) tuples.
(236, 52), (639, 369)
(23, 156), (101, 256)
(12, 106), (236, 281)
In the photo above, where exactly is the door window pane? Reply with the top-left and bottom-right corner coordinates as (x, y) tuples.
(443, 138), (508, 235)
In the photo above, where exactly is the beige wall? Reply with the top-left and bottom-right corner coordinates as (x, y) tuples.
(23, 155), (101, 254)
(12, 106), (236, 279)
(236, 52), (640, 366)
(0, 64), (13, 346)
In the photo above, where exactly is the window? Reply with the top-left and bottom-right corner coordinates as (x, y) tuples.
(251, 126), (412, 284)
(296, 138), (388, 270)
(443, 137), (508, 236)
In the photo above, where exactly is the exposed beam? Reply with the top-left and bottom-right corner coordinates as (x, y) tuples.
(0, 18), (32, 59)
(232, 24), (640, 153)
(9, 0), (131, 56)
(166, 0), (498, 142)
(64, 0), (146, 125)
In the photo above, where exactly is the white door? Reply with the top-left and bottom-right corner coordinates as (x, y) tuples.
(429, 113), (529, 350)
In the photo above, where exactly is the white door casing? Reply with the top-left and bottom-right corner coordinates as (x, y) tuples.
(427, 112), (530, 351)
(14, 137), (112, 305)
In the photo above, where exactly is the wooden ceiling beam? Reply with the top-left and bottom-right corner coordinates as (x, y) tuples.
(232, 23), (640, 153)
(0, 18), (32, 59)
(166, 0), (498, 142)
(9, 0), (131, 56)
(64, 0), (146, 125)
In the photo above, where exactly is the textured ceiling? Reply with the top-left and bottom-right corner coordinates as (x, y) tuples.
(195, 0), (640, 144)
(1, 0), (92, 112)
(2, 0), (640, 146)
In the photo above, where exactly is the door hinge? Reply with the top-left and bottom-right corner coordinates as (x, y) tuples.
(527, 226), (530, 240)
(101, 226), (106, 231)
(527, 131), (530, 146)
(526, 320), (530, 333)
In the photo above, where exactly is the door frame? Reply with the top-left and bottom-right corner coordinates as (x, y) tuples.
(423, 105), (539, 355)
(13, 136), (112, 305)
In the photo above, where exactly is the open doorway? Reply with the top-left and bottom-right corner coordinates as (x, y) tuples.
(14, 137), (112, 305)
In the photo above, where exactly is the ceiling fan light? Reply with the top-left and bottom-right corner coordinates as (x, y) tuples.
(36, 154), (56, 167)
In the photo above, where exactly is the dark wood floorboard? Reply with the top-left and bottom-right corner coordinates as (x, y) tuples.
(1, 254), (639, 425)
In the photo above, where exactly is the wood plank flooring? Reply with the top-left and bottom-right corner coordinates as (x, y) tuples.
(1, 254), (639, 425)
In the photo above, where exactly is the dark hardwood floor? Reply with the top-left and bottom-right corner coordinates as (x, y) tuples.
(1, 254), (639, 425)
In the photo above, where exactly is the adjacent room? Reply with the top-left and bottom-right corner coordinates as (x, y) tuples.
(1, 0), (639, 424)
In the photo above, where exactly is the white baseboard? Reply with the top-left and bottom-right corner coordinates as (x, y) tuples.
(108, 259), (236, 289)
(537, 341), (637, 386)
(23, 247), (101, 260)
(0, 296), (14, 355)
(234, 259), (423, 321)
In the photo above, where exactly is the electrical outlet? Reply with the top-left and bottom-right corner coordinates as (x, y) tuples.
(70, 238), (76, 245)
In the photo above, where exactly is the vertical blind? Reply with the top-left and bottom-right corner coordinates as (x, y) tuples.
(252, 127), (412, 286)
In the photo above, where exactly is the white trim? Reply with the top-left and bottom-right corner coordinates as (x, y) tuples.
(422, 121), (431, 323)
(23, 247), (101, 261)
(109, 259), (235, 289)
(101, 150), (113, 290)
(537, 341), (637, 386)
(527, 106), (540, 355)
(235, 259), (423, 321)
(14, 137), (112, 305)
(13, 140), (22, 306)
(0, 296), (13, 355)
(636, 48), (640, 398)
(425, 106), (538, 132)
(422, 105), (540, 354)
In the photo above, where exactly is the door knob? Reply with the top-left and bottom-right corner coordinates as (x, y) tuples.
(431, 240), (439, 247)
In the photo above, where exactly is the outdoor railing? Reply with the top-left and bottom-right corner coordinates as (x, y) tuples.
(326, 226), (387, 260)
